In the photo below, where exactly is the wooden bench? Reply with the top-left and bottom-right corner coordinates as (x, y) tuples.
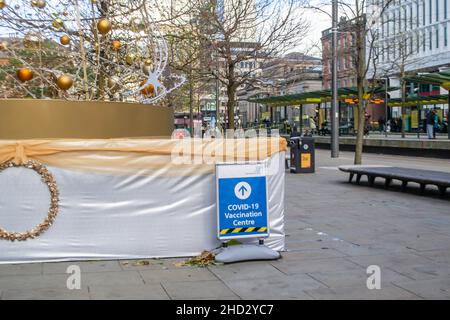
(339, 165), (450, 198)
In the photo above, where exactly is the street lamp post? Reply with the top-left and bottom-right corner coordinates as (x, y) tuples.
(448, 95), (450, 140)
(384, 78), (389, 138)
(331, 0), (339, 158)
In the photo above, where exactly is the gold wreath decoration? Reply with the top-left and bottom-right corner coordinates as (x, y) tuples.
(0, 160), (59, 241)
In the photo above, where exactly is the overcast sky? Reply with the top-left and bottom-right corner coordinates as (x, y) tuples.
(295, 2), (332, 57)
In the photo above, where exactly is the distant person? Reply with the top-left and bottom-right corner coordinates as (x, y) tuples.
(309, 116), (317, 135)
(291, 125), (300, 138)
(378, 116), (385, 134)
(426, 109), (435, 139)
(386, 119), (391, 133)
(397, 117), (403, 133)
(364, 113), (371, 136)
(433, 109), (440, 139)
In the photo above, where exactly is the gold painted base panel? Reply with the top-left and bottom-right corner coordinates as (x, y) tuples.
(0, 99), (174, 139)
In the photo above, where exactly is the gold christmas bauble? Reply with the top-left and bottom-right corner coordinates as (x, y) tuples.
(107, 76), (120, 91)
(17, 68), (34, 82)
(52, 18), (64, 30)
(442, 82), (450, 90)
(0, 0), (6, 9)
(60, 35), (70, 45)
(23, 32), (41, 49)
(111, 40), (121, 51)
(32, 0), (46, 8)
(142, 59), (152, 75)
(63, 11), (68, 16)
(125, 53), (136, 65)
(56, 74), (73, 90)
(97, 18), (112, 35)
(0, 41), (7, 50)
(140, 80), (155, 96)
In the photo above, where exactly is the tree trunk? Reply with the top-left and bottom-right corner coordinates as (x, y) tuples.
(189, 74), (194, 137)
(227, 85), (236, 130)
(226, 61), (236, 130)
(354, 89), (365, 165)
(401, 78), (406, 139)
(354, 22), (366, 165)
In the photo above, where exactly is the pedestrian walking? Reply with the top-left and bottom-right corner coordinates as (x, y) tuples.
(426, 109), (435, 139)
(378, 116), (385, 134)
(309, 116), (317, 135)
(433, 109), (440, 139)
(364, 112), (371, 136)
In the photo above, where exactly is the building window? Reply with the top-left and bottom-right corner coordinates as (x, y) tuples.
(436, 28), (439, 48)
(417, 2), (420, 27)
(423, 31), (427, 51)
(436, 0), (439, 21)
(429, 0), (432, 24)
(423, 0), (426, 25)
(393, 11), (396, 34)
(445, 0), (448, 19)
(445, 26), (448, 46)
(429, 30), (433, 49)
(387, 13), (390, 36)
(410, 5), (413, 28)
(417, 33), (420, 52)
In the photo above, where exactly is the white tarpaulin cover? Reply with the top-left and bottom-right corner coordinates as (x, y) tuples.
(0, 139), (285, 264)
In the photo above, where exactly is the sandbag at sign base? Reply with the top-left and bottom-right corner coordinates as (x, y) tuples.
(215, 245), (281, 264)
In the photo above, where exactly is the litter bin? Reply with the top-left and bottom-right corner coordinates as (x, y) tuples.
(290, 136), (315, 174)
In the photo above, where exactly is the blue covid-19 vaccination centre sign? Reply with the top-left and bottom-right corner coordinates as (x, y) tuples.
(216, 162), (269, 241)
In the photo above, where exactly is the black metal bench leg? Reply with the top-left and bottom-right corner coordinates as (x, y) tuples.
(401, 181), (408, 192)
(368, 176), (375, 187)
(385, 178), (392, 189)
(349, 173), (355, 183)
(420, 184), (426, 195)
(438, 186), (447, 198)
(356, 174), (362, 185)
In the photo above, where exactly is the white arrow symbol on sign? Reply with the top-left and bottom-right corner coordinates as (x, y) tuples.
(234, 182), (252, 200)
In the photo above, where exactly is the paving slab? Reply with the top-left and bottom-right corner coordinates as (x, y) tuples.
(307, 268), (413, 289)
(223, 274), (322, 300)
(0, 274), (69, 290)
(304, 285), (422, 300)
(43, 261), (122, 274)
(269, 257), (362, 275)
(208, 261), (285, 281)
(139, 268), (217, 283)
(1, 287), (90, 300)
(0, 263), (43, 276)
(161, 280), (239, 300)
(345, 253), (435, 270)
(89, 284), (170, 300)
(81, 271), (144, 287)
(387, 262), (450, 281)
(414, 249), (450, 264)
(119, 258), (197, 271)
(392, 278), (450, 299)
(279, 249), (347, 261)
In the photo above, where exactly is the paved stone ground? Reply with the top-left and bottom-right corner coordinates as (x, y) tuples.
(1, 150), (450, 300)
